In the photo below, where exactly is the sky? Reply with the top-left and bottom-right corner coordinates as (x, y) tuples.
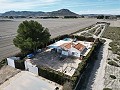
(0, 0), (120, 15)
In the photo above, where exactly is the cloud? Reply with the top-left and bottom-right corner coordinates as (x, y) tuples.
(78, 9), (120, 15)
(0, 0), (60, 12)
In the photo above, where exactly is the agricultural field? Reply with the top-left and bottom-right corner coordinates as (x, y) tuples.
(102, 27), (120, 90)
(0, 18), (97, 61)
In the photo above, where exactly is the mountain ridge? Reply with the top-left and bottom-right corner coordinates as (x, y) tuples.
(2, 9), (79, 17)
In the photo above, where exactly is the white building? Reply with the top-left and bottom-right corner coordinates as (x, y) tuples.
(48, 38), (92, 58)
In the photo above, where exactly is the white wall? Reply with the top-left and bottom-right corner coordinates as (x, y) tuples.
(25, 61), (38, 75)
(62, 50), (69, 56)
(69, 47), (81, 57)
(7, 58), (15, 68)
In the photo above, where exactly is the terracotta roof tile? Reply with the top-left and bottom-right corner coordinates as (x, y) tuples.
(74, 43), (85, 51)
(60, 43), (75, 50)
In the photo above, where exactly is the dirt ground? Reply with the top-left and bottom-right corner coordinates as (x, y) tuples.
(0, 65), (20, 85)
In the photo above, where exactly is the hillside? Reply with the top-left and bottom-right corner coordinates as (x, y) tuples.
(2, 9), (79, 17)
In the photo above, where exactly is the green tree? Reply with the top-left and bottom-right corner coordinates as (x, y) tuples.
(13, 20), (51, 53)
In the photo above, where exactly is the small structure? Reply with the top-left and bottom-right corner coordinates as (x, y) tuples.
(7, 57), (20, 68)
(25, 59), (38, 75)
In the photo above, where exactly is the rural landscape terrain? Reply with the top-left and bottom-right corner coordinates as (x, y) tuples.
(0, 7), (120, 90)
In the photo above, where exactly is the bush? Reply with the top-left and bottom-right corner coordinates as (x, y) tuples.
(0, 59), (7, 69)
(14, 59), (25, 70)
(63, 81), (73, 90)
(38, 66), (71, 85)
(110, 75), (116, 79)
(108, 61), (119, 67)
(103, 88), (112, 90)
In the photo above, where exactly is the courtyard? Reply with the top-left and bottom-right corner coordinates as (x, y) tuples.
(32, 49), (82, 76)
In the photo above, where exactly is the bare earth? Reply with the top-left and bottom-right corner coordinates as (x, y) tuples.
(0, 65), (20, 85)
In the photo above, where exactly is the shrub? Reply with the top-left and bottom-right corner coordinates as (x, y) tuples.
(113, 58), (119, 62)
(103, 88), (112, 90)
(63, 81), (73, 90)
(110, 75), (116, 79)
(108, 61), (120, 67)
(14, 59), (25, 70)
(38, 66), (71, 85)
(0, 59), (7, 69)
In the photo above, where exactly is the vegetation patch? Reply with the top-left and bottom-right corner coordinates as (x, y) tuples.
(102, 27), (120, 55)
(108, 61), (119, 67)
(110, 75), (116, 79)
(0, 59), (7, 69)
(103, 88), (112, 90)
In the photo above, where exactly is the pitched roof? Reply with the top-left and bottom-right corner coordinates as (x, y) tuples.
(60, 43), (75, 50)
(73, 43), (85, 51)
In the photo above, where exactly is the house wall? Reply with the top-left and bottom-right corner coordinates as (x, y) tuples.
(69, 47), (81, 57)
(7, 58), (15, 68)
(62, 50), (69, 56)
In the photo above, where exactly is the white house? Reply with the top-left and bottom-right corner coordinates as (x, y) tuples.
(59, 43), (86, 57)
(48, 39), (87, 58)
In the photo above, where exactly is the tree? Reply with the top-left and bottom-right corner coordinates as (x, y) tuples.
(13, 20), (51, 53)
(97, 15), (104, 19)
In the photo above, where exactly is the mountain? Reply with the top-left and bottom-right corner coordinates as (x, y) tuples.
(48, 9), (79, 16)
(2, 11), (45, 16)
(0, 13), (2, 16)
(2, 9), (79, 17)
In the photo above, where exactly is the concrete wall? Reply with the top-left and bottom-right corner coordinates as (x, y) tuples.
(25, 61), (38, 75)
(69, 47), (81, 57)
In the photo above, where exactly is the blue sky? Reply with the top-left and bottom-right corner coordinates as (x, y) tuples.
(0, 0), (120, 14)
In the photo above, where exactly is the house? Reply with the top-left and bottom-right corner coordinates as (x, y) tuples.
(59, 42), (86, 57)
(48, 38), (88, 58)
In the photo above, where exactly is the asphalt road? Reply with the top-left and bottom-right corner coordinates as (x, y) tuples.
(0, 18), (98, 61)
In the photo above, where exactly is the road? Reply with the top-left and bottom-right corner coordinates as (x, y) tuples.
(86, 39), (111, 90)
(0, 18), (97, 61)
(74, 23), (109, 90)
